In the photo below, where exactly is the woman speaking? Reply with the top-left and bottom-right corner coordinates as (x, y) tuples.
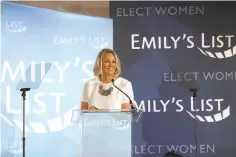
(80, 48), (134, 110)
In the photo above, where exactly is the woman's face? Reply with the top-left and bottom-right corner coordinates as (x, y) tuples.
(102, 52), (116, 76)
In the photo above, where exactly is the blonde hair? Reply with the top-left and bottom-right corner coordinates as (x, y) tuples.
(93, 48), (121, 78)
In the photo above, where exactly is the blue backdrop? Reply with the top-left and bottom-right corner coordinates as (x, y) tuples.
(111, 1), (236, 157)
(1, 2), (113, 157)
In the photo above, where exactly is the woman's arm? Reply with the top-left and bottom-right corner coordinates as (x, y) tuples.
(121, 103), (131, 110)
(80, 101), (89, 110)
(81, 101), (98, 110)
(121, 81), (134, 110)
(81, 81), (90, 110)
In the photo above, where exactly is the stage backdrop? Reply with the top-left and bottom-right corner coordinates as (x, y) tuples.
(1, 2), (113, 157)
(110, 1), (236, 157)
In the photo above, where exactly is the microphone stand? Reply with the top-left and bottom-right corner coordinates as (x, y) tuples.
(111, 79), (142, 121)
(20, 88), (30, 157)
(168, 66), (199, 157)
(111, 79), (135, 109)
(189, 88), (198, 157)
(111, 79), (140, 154)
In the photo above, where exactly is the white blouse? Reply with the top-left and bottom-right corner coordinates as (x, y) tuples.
(81, 76), (134, 110)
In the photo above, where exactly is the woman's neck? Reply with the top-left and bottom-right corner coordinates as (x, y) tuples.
(100, 75), (114, 83)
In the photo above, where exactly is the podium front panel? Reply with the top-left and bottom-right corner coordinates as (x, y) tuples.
(80, 111), (132, 157)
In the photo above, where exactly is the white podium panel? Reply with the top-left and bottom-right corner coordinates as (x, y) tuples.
(72, 109), (142, 157)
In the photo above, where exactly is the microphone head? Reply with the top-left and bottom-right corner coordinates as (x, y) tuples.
(111, 79), (114, 82)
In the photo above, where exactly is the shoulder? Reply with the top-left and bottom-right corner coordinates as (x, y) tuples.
(84, 77), (99, 86)
(116, 77), (132, 86)
(118, 77), (131, 83)
(117, 77), (134, 97)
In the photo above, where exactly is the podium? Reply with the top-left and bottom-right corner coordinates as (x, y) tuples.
(72, 109), (142, 157)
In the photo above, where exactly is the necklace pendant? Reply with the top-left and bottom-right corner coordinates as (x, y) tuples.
(98, 84), (113, 96)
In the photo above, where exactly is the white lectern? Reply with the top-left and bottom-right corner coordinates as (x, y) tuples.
(72, 109), (142, 157)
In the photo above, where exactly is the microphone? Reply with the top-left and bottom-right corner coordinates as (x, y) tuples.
(111, 79), (135, 109)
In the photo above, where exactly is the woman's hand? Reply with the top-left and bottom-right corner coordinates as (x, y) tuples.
(89, 106), (98, 111)
(121, 103), (132, 110)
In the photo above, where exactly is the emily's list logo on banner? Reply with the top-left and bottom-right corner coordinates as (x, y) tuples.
(5, 20), (27, 33)
(131, 33), (236, 59)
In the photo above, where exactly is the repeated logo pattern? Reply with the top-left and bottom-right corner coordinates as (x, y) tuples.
(186, 106), (230, 122)
(197, 45), (236, 59)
